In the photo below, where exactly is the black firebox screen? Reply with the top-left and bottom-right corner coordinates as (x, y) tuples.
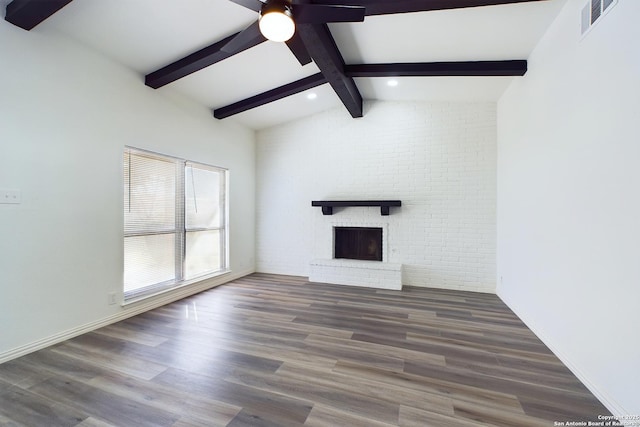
(334, 227), (383, 261)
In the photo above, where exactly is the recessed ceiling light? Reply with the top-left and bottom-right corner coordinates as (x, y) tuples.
(307, 92), (317, 100)
(387, 79), (399, 87)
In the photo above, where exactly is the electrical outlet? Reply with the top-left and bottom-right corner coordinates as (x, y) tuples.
(108, 292), (117, 305)
(0, 189), (21, 204)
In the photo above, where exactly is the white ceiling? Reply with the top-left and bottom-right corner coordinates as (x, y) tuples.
(16, 0), (567, 130)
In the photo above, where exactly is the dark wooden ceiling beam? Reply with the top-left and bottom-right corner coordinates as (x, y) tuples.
(145, 32), (266, 89)
(311, 0), (547, 16)
(214, 60), (527, 118)
(214, 73), (327, 119)
(296, 23), (363, 118)
(346, 60), (528, 77)
(4, 0), (73, 30)
(144, 0), (540, 93)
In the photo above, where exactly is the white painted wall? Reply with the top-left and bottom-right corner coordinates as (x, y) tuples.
(256, 101), (497, 292)
(497, 0), (640, 415)
(0, 20), (256, 359)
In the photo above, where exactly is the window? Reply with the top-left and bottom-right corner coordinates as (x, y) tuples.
(123, 147), (227, 301)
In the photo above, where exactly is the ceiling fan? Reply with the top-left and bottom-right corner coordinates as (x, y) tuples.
(201, 0), (543, 120)
(221, 0), (366, 65)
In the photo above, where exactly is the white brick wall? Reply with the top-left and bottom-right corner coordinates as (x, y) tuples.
(256, 100), (496, 292)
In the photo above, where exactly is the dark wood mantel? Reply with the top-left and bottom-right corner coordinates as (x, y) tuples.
(311, 200), (401, 216)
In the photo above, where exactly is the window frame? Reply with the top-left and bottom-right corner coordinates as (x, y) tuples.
(123, 147), (229, 303)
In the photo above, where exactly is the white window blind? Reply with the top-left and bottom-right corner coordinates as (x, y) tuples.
(123, 148), (227, 301)
(184, 162), (225, 279)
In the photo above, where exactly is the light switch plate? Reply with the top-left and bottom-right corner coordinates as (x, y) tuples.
(1, 189), (21, 204)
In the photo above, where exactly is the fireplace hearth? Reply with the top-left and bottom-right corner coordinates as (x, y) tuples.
(334, 227), (383, 261)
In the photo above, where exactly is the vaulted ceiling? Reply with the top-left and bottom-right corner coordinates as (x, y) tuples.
(3, 0), (567, 129)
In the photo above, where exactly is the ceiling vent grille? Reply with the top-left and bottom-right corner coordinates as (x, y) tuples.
(581, 0), (617, 36)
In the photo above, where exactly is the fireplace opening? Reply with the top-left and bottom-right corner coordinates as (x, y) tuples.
(334, 227), (383, 261)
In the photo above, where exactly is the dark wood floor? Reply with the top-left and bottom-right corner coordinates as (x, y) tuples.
(0, 273), (610, 426)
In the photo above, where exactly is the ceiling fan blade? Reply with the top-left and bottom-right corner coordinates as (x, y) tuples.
(309, 0), (546, 16)
(285, 32), (312, 66)
(221, 21), (267, 55)
(294, 4), (365, 24)
(228, 0), (265, 13)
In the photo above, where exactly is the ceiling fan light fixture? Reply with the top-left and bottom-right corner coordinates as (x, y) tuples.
(259, 2), (295, 42)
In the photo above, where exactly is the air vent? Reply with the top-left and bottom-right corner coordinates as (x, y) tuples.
(591, 0), (601, 24)
(581, 0), (617, 36)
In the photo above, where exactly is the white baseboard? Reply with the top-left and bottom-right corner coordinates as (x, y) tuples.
(497, 290), (630, 418)
(0, 268), (255, 365)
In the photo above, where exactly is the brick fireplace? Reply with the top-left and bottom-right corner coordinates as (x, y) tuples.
(309, 216), (402, 290)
